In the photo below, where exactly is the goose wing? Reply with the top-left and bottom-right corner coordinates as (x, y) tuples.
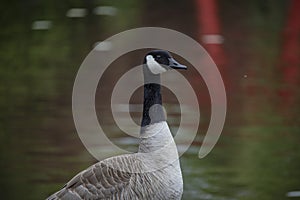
(47, 154), (139, 200)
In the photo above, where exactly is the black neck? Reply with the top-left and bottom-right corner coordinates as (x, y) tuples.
(141, 66), (166, 127)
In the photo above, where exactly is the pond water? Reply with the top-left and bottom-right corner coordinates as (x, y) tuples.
(1, 0), (300, 200)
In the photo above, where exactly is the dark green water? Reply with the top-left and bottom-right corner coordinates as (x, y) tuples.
(1, 0), (300, 199)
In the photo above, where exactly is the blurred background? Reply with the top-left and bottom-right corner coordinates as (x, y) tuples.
(1, 0), (300, 199)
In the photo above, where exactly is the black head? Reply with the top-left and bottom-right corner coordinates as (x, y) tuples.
(143, 50), (187, 74)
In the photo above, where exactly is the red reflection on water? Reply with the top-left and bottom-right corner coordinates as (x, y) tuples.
(195, 0), (227, 70)
(194, 0), (228, 110)
(279, 0), (300, 113)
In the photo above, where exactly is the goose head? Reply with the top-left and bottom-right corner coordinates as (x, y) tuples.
(144, 50), (187, 75)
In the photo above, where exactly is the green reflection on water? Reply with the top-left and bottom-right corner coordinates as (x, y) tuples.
(182, 125), (300, 200)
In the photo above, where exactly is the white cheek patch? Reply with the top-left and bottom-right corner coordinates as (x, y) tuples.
(146, 55), (167, 74)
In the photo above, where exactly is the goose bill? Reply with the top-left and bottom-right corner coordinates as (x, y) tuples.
(168, 58), (187, 70)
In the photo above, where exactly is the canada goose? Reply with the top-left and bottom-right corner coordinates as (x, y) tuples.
(47, 50), (187, 200)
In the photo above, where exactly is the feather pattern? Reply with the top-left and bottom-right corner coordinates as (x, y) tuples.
(47, 122), (182, 200)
